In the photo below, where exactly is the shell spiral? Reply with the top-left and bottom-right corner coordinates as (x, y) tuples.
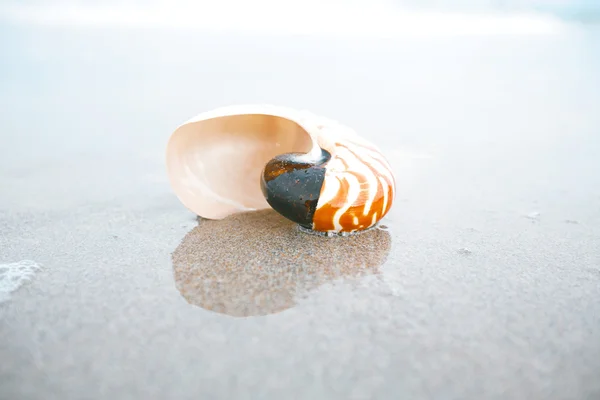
(313, 134), (395, 233)
(166, 105), (396, 235)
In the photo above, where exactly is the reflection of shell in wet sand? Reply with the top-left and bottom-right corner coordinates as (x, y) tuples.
(172, 209), (392, 317)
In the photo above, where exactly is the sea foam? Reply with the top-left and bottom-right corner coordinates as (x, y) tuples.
(0, 260), (41, 303)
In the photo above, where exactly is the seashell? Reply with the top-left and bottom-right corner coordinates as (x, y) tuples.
(165, 105), (395, 235)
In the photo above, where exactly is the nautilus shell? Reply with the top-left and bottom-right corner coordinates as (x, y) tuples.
(165, 105), (395, 235)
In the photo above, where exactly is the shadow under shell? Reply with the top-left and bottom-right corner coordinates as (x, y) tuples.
(172, 209), (392, 317)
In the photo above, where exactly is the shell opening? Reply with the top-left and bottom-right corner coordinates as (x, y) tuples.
(166, 113), (316, 220)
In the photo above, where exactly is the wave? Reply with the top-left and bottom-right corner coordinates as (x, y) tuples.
(0, 260), (41, 303)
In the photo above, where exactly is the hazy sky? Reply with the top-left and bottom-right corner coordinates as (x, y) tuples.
(0, 0), (595, 12)
(0, 0), (578, 37)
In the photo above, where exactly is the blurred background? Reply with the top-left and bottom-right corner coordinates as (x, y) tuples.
(1, 0), (599, 213)
(1, 0), (599, 214)
(1, 0), (599, 37)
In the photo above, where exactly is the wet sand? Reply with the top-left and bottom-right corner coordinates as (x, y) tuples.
(173, 210), (391, 317)
(2, 22), (600, 400)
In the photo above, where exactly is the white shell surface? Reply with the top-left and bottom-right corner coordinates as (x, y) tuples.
(166, 105), (317, 219)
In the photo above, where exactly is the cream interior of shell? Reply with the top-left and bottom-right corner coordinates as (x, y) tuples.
(166, 114), (314, 220)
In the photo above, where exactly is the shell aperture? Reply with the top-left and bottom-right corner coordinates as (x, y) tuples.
(165, 105), (395, 235)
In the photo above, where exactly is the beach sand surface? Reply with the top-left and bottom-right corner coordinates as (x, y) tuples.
(1, 20), (600, 400)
